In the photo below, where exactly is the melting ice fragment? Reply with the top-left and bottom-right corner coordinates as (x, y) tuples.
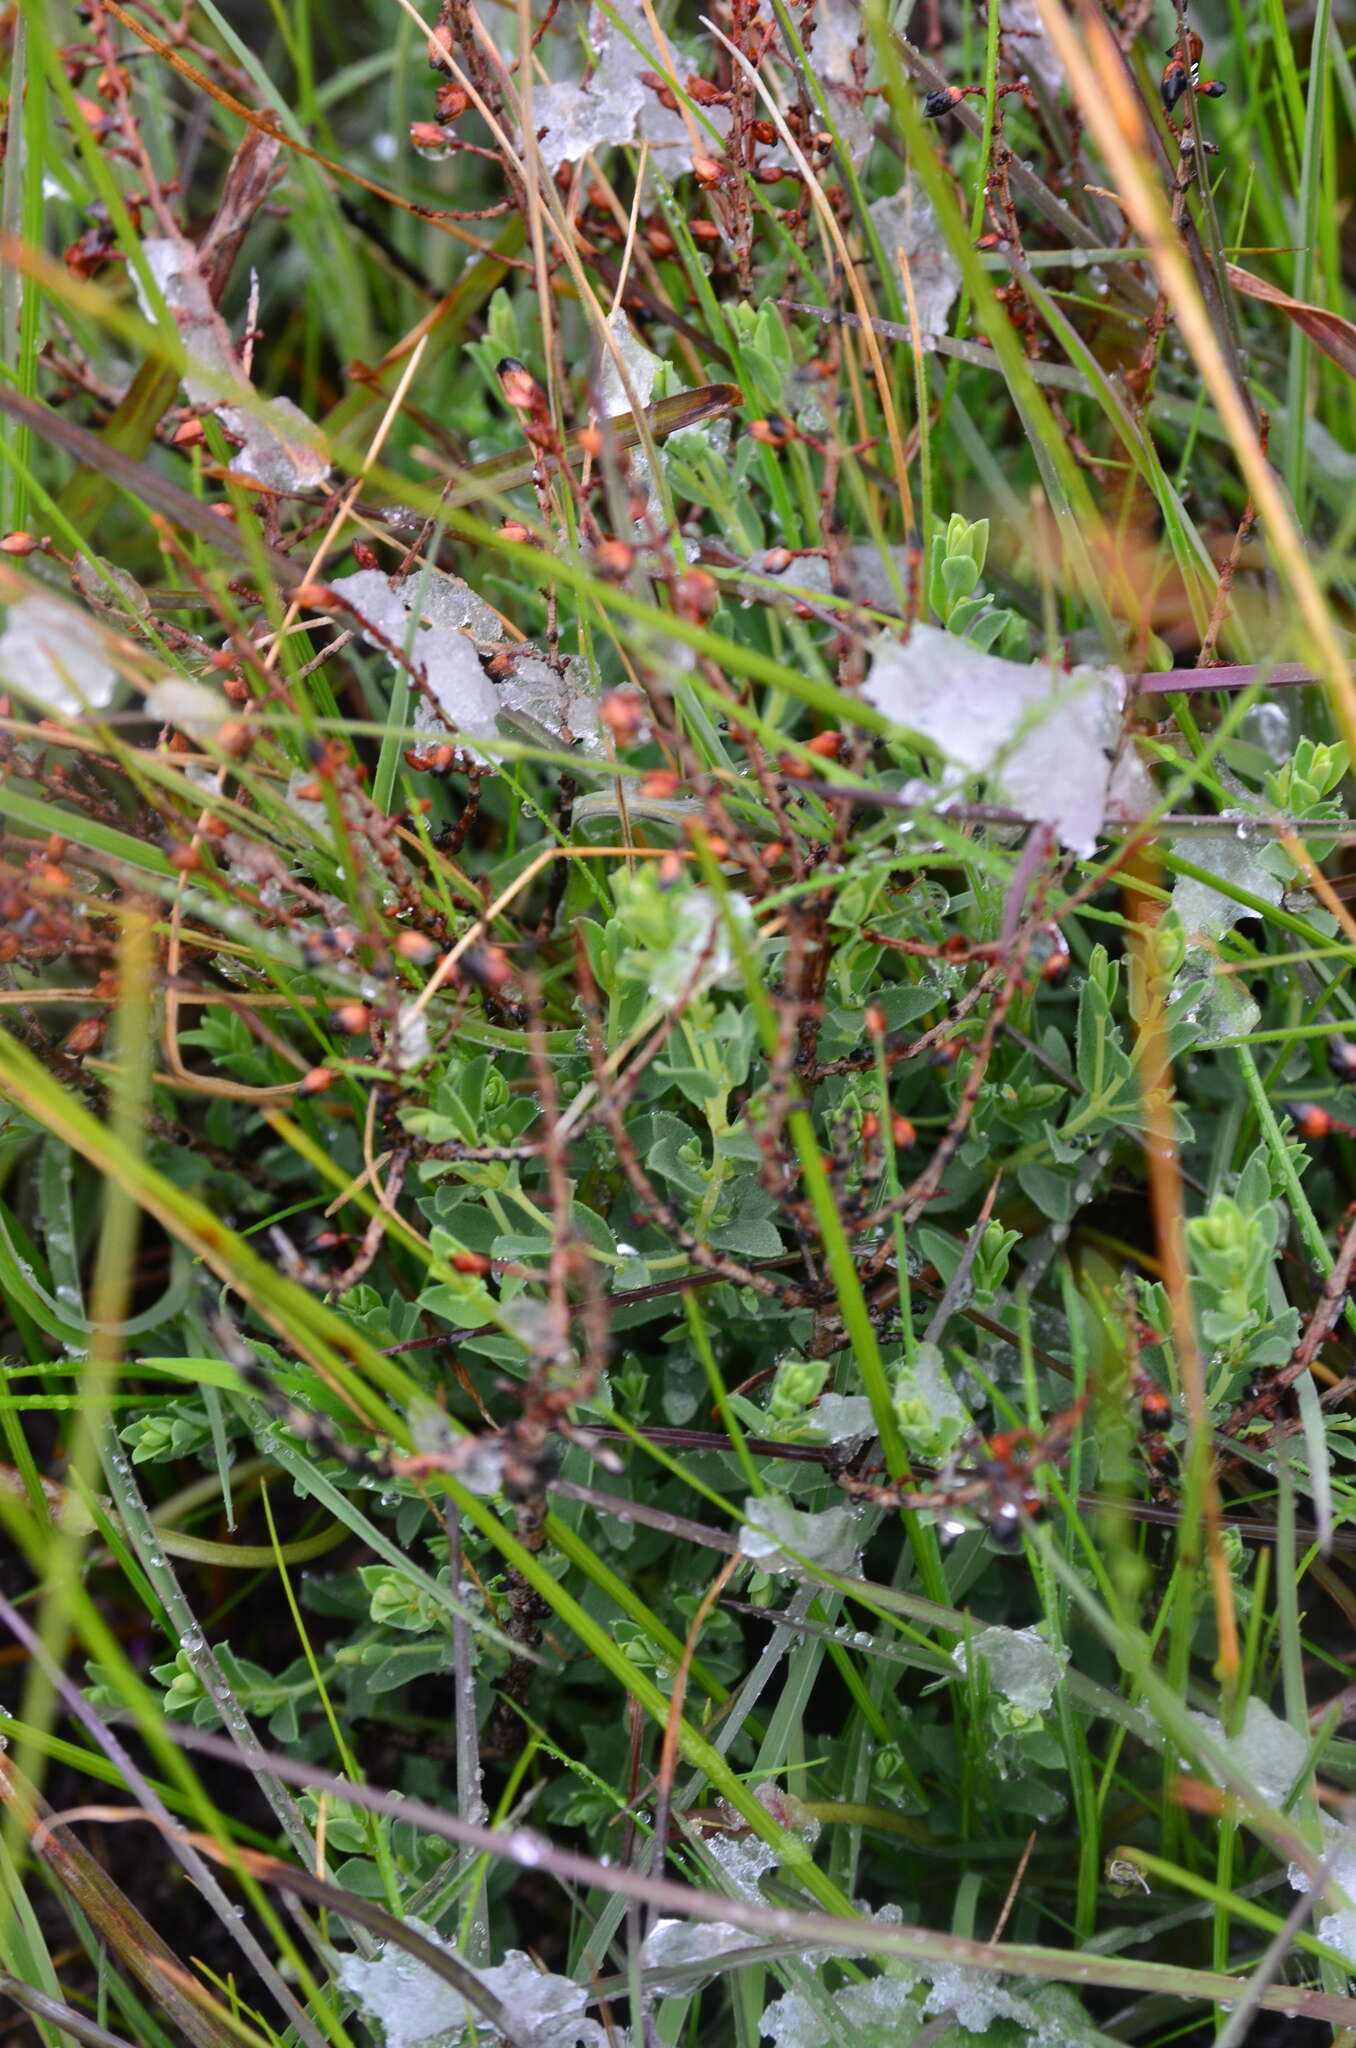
(532, 0), (727, 169)
(861, 622), (1153, 857)
(0, 589), (119, 719)
(330, 569), (601, 756)
(145, 677), (230, 742)
(597, 306), (664, 417)
(334, 1925), (607, 2048)
(1169, 821), (1283, 939)
(139, 234), (330, 491)
(740, 1496), (861, 1576)
(869, 185), (961, 341)
(952, 1624), (1069, 1719)
(640, 1916), (762, 1992)
(760, 1974), (921, 2048)
(1000, 0), (1066, 93)
(1190, 1696), (1308, 1809)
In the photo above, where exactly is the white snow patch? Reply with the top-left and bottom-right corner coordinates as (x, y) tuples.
(533, 0), (728, 168)
(145, 677), (230, 742)
(335, 1927), (606, 2048)
(862, 622), (1153, 856)
(0, 590), (119, 719)
(138, 234), (329, 491)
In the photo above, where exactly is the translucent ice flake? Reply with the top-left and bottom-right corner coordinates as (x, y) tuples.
(740, 1495), (862, 1577)
(0, 589), (119, 719)
(1165, 946), (1260, 1044)
(597, 306), (664, 418)
(532, 0), (727, 169)
(919, 1972), (1100, 2046)
(335, 1927), (606, 2048)
(1191, 1696), (1308, 1809)
(331, 569), (601, 756)
(1000, 0), (1066, 94)
(797, 1392), (875, 1445)
(953, 1624), (1069, 1719)
(1289, 1815), (1356, 1900)
(394, 1000), (431, 1072)
(494, 651), (603, 755)
(869, 185), (961, 341)
(139, 233), (330, 491)
(1170, 823), (1283, 940)
(1318, 1909), (1356, 1964)
(145, 677), (230, 743)
(861, 623), (1153, 857)
(640, 1915), (762, 1991)
(644, 886), (754, 1003)
(761, 1973), (921, 2048)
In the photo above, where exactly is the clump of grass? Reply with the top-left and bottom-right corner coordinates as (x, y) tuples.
(3, 0), (1356, 2044)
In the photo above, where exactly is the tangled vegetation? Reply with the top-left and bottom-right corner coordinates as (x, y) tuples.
(3, 0), (1356, 2044)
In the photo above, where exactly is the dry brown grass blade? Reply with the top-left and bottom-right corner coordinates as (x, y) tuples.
(1028, 0), (1356, 758)
(0, 1755), (243, 2048)
(1225, 262), (1356, 382)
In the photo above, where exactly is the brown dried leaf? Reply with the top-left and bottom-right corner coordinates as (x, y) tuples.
(1226, 262), (1356, 382)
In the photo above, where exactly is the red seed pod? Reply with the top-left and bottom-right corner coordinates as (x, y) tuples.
(673, 568), (718, 621)
(297, 1065), (336, 1096)
(764, 547), (794, 574)
(638, 69), (679, 111)
(691, 153), (726, 188)
(395, 931), (440, 964)
(864, 1002), (888, 1038)
(639, 768), (682, 801)
(593, 537), (637, 579)
(352, 539), (380, 571)
(1287, 1100), (1333, 1141)
(496, 357), (541, 413)
(435, 81), (470, 120)
(891, 1115), (918, 1150)
(330, 1003), (372, 1034)
(63, 1014), (107, 1058)
(451, 1249), (492, 1274)
(749, 415), (796, 449)
(0, 531), (39, 555)
(805, 730), (844, 759)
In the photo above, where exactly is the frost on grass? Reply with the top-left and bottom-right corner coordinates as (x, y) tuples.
(533, 0), (727, 168)
(329, 568), (602, 757)
(0, 589), (119, 720)
(334, 1926), (606, 2048)
(862, 623), (1153, 857)
(138, 235), (330, 491)
(869, 185), (962, 341)
(740, 1496), (862, 1576)
(952, 1624), (1070, 1722)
